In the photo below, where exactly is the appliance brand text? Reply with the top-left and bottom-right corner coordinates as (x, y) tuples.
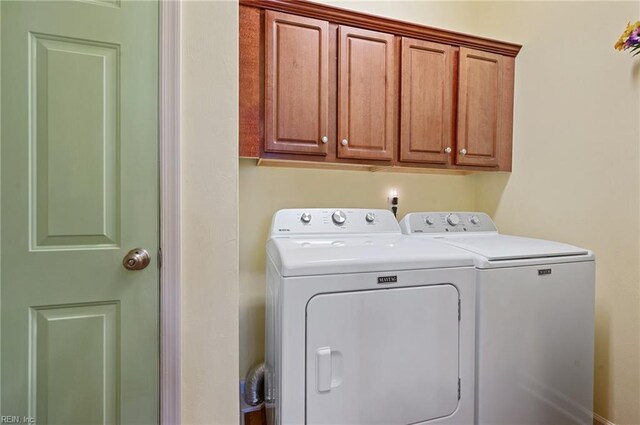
(377, 276), (398, 284)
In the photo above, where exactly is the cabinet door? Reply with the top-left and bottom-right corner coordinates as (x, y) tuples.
(338, 26), (395, 161)
(400, 38), (454, 164)
(265, 11), (329, 155)
(456, 48), (503, 167)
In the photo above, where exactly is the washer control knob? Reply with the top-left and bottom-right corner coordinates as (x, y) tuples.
(424, 216), (435, 225)
(446, 213), (460, 226)
(365, 212), (376, 223)
(300, 212), (312, 223)
(469, 215), (480, 225)
(332, 210), (347, 225)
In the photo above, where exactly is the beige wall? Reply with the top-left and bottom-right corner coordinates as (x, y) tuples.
(239, 161), (478, 375)
(316, 0), (478, 32)
(236, 0), (640, 424)
(240, 0), (484, 377)
(239, 0), (484, 380)
(469, 2), (640, 423)
(181, 1), (239, 424)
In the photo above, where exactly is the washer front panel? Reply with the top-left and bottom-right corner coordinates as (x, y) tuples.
(475, 262), (595, 425)
(305, 285), (460, 425)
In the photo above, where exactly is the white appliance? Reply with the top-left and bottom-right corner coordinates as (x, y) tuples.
(400, 212), (595, 425)
(265, 208), (477, 425)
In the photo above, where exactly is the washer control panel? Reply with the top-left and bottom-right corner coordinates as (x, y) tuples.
(271, 208), (400, 236)
(400, 212), (497, 234)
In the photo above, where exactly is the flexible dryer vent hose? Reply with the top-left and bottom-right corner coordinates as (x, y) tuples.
(244, 362), (266, 406)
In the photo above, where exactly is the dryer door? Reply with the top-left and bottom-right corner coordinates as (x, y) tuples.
(306, 284), (460, 425)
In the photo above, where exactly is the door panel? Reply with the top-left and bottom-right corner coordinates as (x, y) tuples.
(456, 47), (502, 167)
(1, 1), (158, 423)
(30, 34), (120, 249)
(265, 11), (329, 155)
(306, 285), (460, 425)
(31, 303), (118, 425)
(400, 38), (454, 164)
(338, 26), (394, 161)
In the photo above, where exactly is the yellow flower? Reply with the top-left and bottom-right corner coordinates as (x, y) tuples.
(615, 21), (640, 51)
(623, 21), (640, 37)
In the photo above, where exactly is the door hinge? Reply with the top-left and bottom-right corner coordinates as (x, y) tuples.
(158, 247), (162, 269)
(458, 299), (461, 321)
(458, 378), (461, 400)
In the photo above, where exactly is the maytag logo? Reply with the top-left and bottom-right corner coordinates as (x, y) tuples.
(377, 275), (398, 284)
(538, 268), (552, 276)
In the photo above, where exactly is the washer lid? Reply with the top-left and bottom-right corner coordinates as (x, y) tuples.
(267, 235), (474, 277)
(441, 234), (589, 262)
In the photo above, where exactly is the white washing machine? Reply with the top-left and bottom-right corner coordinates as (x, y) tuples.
(400, 212), (595, 425)
(265, 208), (477, 425)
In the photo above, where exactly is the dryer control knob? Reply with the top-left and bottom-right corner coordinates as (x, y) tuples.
(469, 215), (480, 225)
(424, 216), (435, 225)
(332, 210), (347, 225)
(300, 212), (312, 223)
(446, 213), (460, 226)
(365, 212), (376, 223)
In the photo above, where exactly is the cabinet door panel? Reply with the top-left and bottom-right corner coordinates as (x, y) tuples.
(400, 38), (453, 164)
(457, 48), (502, 167)
(338, 26), (395, 161)
(265, 11), (329, 155)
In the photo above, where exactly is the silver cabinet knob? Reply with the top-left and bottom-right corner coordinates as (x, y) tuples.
(321, 136), (329, 144)
(123, 248), (151, 271)
(460, 148), (467, 156)
(444, 147), (452, 154)
(341, 139), (348, 146)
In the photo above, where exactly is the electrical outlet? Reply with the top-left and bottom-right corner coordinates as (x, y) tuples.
(388, 188), (398, 217)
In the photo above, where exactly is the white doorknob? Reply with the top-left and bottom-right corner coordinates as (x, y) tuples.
(341, 139), (348, 146)
(321, 136), (329, 144)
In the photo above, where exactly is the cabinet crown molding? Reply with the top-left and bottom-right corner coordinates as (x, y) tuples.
(239, 0), (522, 57)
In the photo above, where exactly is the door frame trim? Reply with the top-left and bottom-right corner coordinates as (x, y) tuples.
(159, 1), (181, 424)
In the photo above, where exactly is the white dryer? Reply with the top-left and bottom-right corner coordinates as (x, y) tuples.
(265, 208), (477, 425)
(400, 212), (595, 425)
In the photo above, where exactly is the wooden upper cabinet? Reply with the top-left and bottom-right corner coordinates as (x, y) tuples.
(239, 1), (521, 171)
(338, 26), (395, 161)
(399, 38), (454, 164)
(265, 11), (329, 155)
(456, 47), (503, 167)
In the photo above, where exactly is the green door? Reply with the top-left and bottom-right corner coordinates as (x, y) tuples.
(1, 1), (159, 423)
